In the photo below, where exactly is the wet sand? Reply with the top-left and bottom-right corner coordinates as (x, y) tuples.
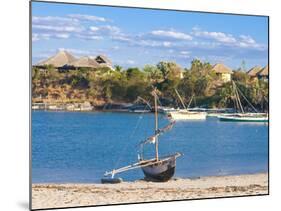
(32, 173), (268, 210)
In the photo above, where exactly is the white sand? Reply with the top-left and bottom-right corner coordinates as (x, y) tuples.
(32, 173), (268, 210)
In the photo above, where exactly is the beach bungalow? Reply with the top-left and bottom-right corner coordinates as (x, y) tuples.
(95, 55), (113, 70)
(247, 66), (263, 80)
(33, 51), (115, 72)
(35, 50), (77, 70)
(63, 56), (100, 70)
(258, 65), (269, 81)
(212, 63), (233, 82)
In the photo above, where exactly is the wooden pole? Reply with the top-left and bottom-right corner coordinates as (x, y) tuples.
(154, 89), (159, 161)
(175, 88), (187, 110)
(233, 82), (244, 113)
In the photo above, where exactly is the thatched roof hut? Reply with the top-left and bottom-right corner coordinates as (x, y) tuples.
(258, 65), (269, 77)
(36, 51), (77, 67)
(247, 66), (263, 77)
(212, 63), (233, 74)
(66, 56), (100, 68)
(95, 55), (112, 66)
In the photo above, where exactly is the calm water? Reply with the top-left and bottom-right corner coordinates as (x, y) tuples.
(32, 111), (268, 183)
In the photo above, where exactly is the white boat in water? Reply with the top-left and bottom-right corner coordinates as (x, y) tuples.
(158, 106), (179, 114)
(168, 89), (207, 120)
(169, 110), (207, 120)
(206, 108), (235, 117)
(218, 113), (268, 122)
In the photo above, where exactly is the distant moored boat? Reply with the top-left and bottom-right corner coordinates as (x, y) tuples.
(218, 81), (268, 123)
(168, 89), (207, 120)
(218, 113), (268, 122)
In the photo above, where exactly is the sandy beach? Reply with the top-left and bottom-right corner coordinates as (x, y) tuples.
(32, 173), (268, 209)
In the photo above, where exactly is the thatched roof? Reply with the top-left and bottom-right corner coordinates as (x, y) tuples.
(67, 56), (99, 68)
(247, 66), (263, 77)
(212, 63), (233, 74)
(95, 55), (112, 66)
(258, 65), (268, 76)
(37, 51), (77, 67)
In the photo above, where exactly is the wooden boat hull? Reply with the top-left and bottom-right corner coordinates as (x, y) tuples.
(141, 156), (176, 182)
(218, 114), (268, 122)
(129, 109), (151, 113)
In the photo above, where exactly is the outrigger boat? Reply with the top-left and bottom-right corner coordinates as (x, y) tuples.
(102, 88), (182, 183)
(218, 81), (268, 122)
(218, 113), (268, 122)
(168, 89), (207, 120)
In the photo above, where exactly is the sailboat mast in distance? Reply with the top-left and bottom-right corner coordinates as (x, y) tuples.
(154, 89), (159, 161)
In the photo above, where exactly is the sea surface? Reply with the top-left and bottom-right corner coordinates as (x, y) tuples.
(32, 111), (268, 183)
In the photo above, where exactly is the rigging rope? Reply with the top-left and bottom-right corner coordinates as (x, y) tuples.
(235, 82), (258, 113)
(112, 103), (149, 171)
(233, 82), (244, 113)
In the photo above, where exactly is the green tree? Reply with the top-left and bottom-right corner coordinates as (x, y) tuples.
(189, 59), (212, 77)
(143, 65), (163, 82)
(157, 61), (182, 80)
(216, 82), (234, 108)
(232, 71), (250, 83)
(114, 65), (123, 72)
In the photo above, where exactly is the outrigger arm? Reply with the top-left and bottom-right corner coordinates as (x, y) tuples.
(104, 158), (157, 178)
(104, 153), (182, 178)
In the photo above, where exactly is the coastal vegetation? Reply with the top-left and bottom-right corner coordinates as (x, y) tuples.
(32, 59), (268, 111)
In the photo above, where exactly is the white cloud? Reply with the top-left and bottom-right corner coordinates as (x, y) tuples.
(32, 34), (39, 42)
(89, 25), (120, 35)
(54, 34), (70, 39)
(178, 54), (190, 59)
(32, 15), (84, 41)
(57, 48), (92, 56)
(32, 32), (72, 41)
(56, 48), (109, 57)
(191, 27), (267, 51)
(168, 49), (174, 53)
(75, 34), (103, 40)
(33, 24), (82, 33)
(89, 26), (99, 32)
(163, 41), (172, 47)
(32, 16), (79, 25)
(149, 30), (193, 41)
(192, 28), (236, 44)
(68, 14), (108, 22)
(32, 15), (118, 42)
(180, 51), (190, 55)
(126, 60), (135, 65)
(240, 35), (256, 44)
(112, 46), (120, 50)
(135, 40), (175, 48)
(32, 33), (52, 42)
(236, 35), (266, 50)
(112, 34), (132, 42)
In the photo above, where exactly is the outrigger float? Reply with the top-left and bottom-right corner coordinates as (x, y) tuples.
(102, 88), (182, 183)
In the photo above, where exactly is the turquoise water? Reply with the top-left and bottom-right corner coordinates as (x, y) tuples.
(32, 111), (268, 183)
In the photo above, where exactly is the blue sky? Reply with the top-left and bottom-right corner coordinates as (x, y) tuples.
(32, 1), (268, 70)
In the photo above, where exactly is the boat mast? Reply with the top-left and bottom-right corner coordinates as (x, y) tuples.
(154, 89), (159, 161)
(233, 82), (244, 113)
(174, 89), (187, 110)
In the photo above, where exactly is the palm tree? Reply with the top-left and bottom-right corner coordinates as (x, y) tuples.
(114, 65), (123, 72)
